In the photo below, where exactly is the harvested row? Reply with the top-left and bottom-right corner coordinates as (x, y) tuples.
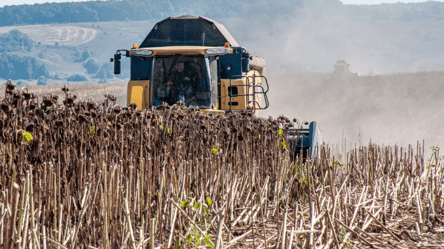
(0, 81), (443, 248)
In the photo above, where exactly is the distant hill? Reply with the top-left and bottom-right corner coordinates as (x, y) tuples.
(0, 0), (308, 27)
(0, 22), (138, 84)
(2, 0), (444, 83)
(2, 0), (444, 27)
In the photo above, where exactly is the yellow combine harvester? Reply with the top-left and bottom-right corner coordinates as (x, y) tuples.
(111, 15), (268, 115)
(111, 15), (320, 157)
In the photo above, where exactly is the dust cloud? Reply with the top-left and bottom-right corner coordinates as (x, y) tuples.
(221, 13), (444, 150)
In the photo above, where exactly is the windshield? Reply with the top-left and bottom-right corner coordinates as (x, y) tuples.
(151, 55), (212, 108)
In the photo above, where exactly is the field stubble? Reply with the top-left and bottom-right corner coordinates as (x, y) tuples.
(0, 81), (443, 248)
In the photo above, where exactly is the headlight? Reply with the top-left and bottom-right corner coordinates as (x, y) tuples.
(132, 50), (153, 56)
(206, 48), (231, 55)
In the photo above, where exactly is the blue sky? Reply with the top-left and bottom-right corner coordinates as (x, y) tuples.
(0, 0), (441, 8)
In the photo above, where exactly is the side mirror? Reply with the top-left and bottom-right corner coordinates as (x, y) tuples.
(113, 53), (122, 74)
(114, 59), (121, 75)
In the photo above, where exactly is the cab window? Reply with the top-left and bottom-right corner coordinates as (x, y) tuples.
(151, 55), (212, 108)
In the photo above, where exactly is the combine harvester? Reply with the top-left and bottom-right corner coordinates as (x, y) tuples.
(111, 15), (321, 157)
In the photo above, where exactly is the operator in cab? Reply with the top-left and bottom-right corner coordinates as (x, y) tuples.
(168, 61), (199, 103)
(155, 60), (200, 105)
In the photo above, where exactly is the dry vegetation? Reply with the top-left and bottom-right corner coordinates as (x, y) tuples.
(0, 80), (443, 248)
(0, 82), (127, 106)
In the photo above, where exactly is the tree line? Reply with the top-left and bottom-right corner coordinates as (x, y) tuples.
(2, 0), (444, 28)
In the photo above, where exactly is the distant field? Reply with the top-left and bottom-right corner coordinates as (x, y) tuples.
(0, 20), (153, 62)
(0, 24), (97, 46)
(0, 82), (127, 106)
(0, 20), (154, 81)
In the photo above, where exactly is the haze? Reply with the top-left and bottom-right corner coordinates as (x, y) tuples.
(220, 11), (444, 150)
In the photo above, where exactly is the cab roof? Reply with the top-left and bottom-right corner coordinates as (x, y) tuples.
(139, 15), (240, 48)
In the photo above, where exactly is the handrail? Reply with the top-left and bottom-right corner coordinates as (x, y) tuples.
(227, 74), (269, 112)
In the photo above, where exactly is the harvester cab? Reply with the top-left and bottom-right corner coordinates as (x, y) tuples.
(111, 15), (321, 158)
